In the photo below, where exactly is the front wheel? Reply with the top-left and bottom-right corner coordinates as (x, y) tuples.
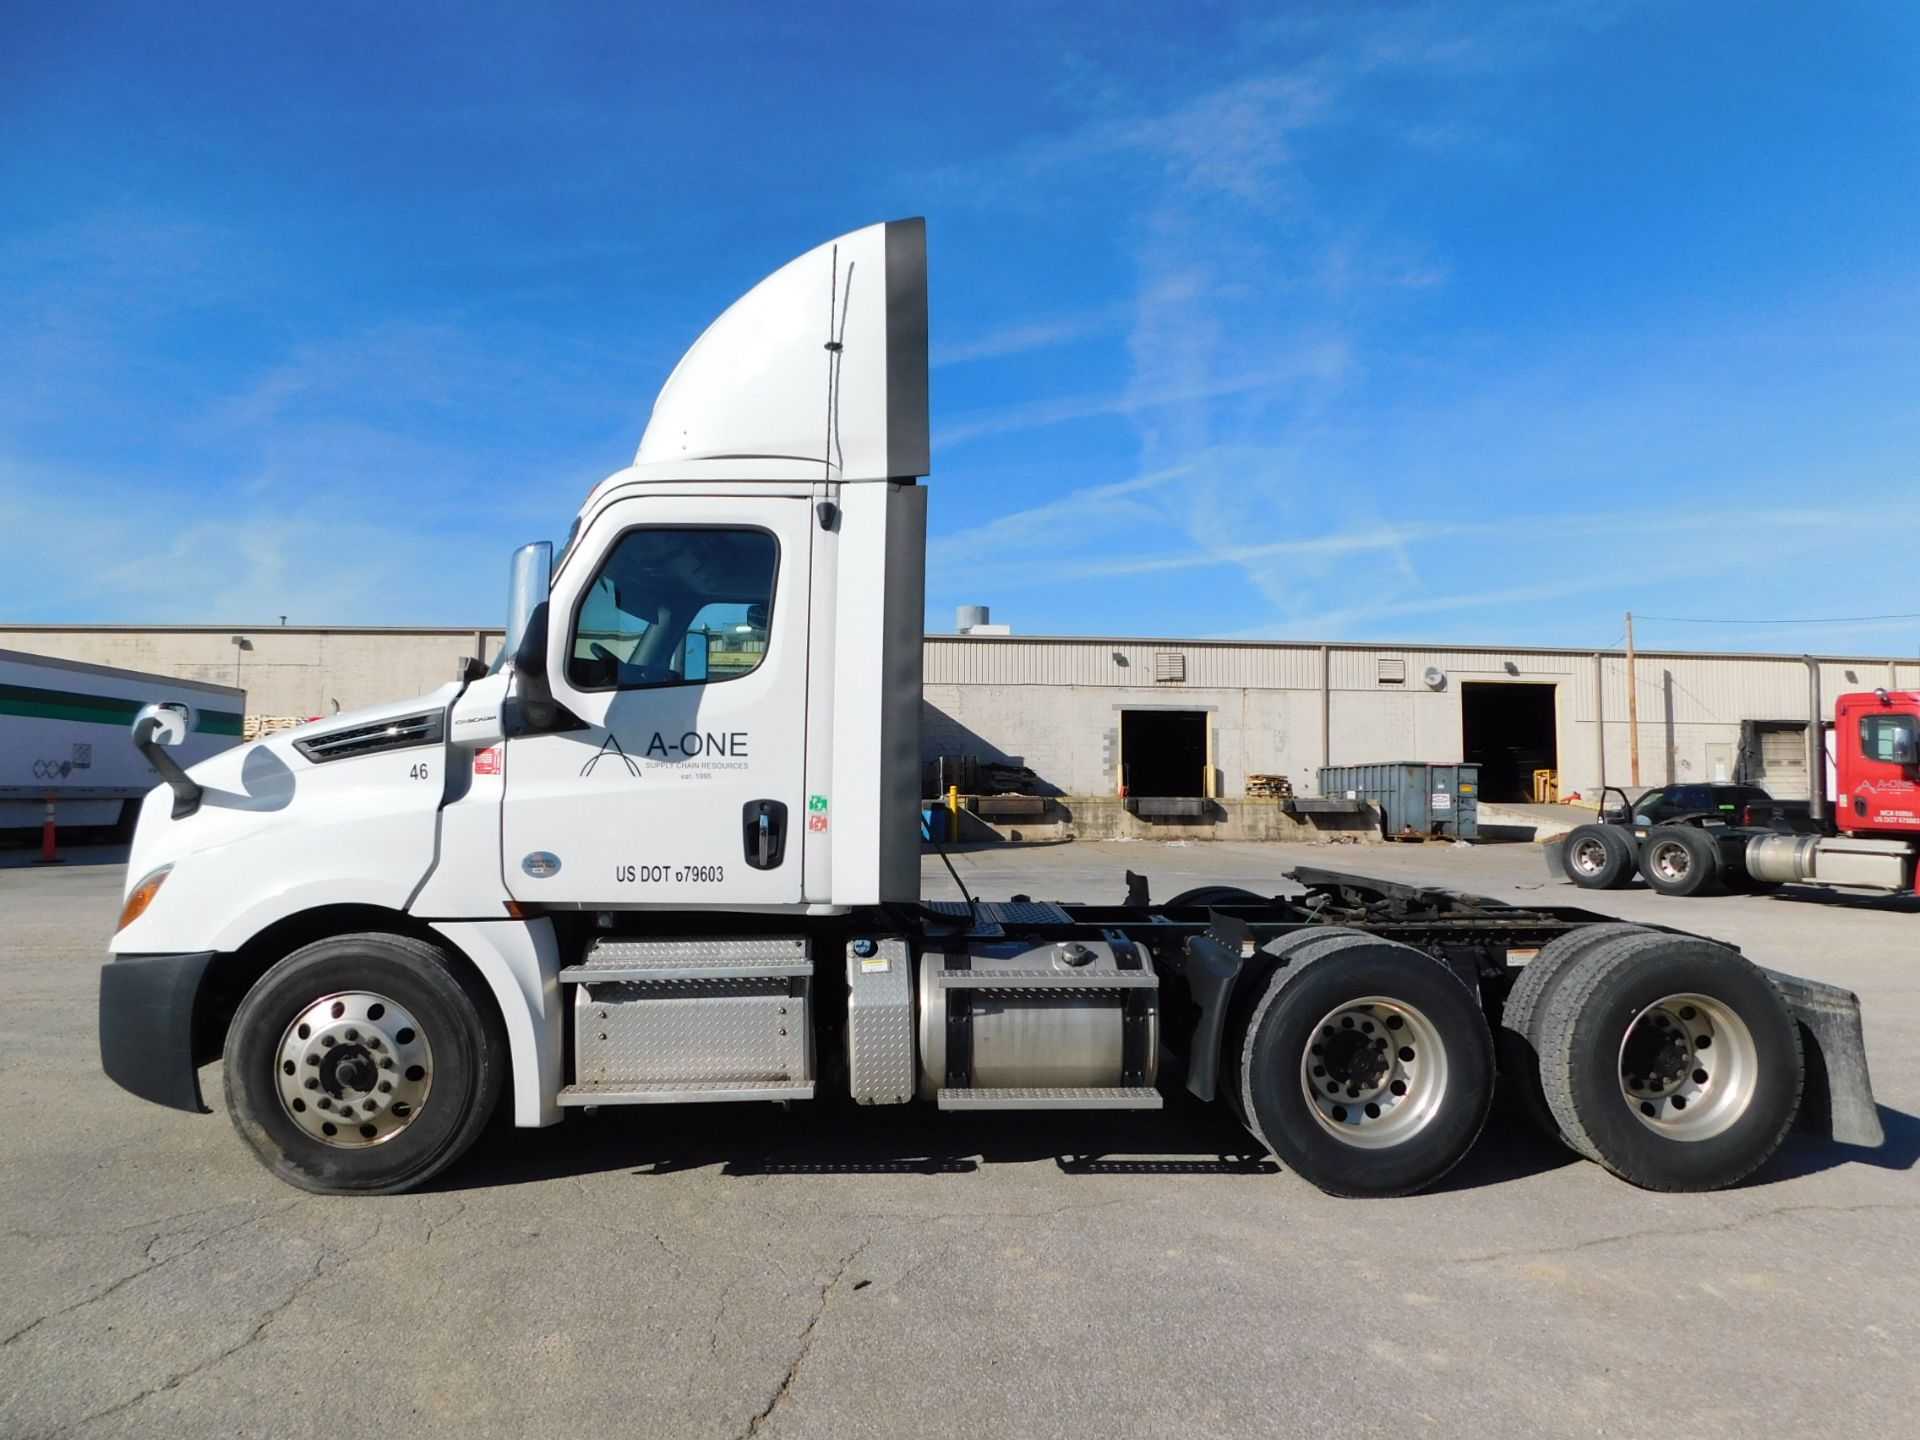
(223, 932), (505, 1194)
(1235, 939), (1494, 1197)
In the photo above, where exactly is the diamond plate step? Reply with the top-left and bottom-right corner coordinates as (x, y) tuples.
(562, 936), (811, 984)
(558, 1080), (815, 1107)
(936, 1086), (1163, 1111)
(924, 899), (1074, 926)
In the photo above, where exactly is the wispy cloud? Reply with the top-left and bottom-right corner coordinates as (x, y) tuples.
(930, 308), (1124, 368)
(936, 343), (1351, 447)
(930, 466), (1190, 575)
(931, 496), (1912, 648)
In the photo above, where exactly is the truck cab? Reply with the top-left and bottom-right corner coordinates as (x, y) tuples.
(103, 219), (930, 1163)
(1834, 690), (1920, 836)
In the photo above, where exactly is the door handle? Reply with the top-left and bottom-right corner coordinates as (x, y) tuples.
(742, 800), (788, 870)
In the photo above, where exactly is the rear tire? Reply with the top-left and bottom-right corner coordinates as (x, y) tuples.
(1497, 923), (1648, 1142)
(1641, 828), (1725, 897)
(1235, 938), (1494, 1197)
(1538, 935), (1802, 1189)
(223, 932), (505, 1195)
(1562, 825), (1635, 890)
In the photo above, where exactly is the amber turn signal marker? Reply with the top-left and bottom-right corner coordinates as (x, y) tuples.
(117, 867), (172, 931)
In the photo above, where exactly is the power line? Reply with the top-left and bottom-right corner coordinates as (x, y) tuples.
(1634, 611), (1920, 626)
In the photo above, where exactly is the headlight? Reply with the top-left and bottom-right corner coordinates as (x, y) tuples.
(117, 867), (172, 932)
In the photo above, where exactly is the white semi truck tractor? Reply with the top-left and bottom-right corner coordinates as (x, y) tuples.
(99, 220), (1882, 1198)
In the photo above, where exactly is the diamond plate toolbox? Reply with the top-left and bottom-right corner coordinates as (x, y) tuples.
(846, 939), (914, 1104)
(570, 937), (813, 1087)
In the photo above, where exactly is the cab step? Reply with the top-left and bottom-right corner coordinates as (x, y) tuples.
(936, 1086), (1163, 1111)
(559, 1080), (815, 1106)
(561, 935), (811, 984)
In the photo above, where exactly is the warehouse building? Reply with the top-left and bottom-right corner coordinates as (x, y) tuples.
(923, 637), (1920, 806)
(6, 623), (1915, 814)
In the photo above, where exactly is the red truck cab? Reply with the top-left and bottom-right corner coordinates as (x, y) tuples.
(1834, 690), (1920, 837)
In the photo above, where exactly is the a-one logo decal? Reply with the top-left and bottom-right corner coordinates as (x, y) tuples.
(521, 851), (562, 878)
(581, 734), (641, 778)
(645, 730), (748, 759)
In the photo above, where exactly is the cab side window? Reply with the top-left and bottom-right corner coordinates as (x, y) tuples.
(1861, 714), (1920, 766)
(568, 528), (778, 691)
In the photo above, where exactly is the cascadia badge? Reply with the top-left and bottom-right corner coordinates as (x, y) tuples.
(521, 851), (562, 878)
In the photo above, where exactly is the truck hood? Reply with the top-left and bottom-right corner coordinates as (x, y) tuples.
(123, 682), (462, 892)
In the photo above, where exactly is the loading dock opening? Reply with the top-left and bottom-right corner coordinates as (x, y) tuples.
(1120, 709), (1208, 797)
(1461, 682), (1557, 803)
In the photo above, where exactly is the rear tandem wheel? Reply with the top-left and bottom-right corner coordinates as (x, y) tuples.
(1536, 934), (1803, 1190)
(1640, 827), (1727, 898)
(1231, 934), (1495, 1198)
(1496, 923), (1650, 1140)
(1562, 824), (1636, 890)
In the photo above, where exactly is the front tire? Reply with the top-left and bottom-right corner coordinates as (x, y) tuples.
(223, 932), (505, 1195)
(1235, 938), (1494, 1197)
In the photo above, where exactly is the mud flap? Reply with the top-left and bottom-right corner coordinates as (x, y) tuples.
(1765, 968), (1883, 1148)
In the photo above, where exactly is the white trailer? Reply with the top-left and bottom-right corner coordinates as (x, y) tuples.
(98, 221), (1880, 1199)
(1, 649), (243, 836)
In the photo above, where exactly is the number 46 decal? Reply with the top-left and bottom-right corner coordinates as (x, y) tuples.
(409, 762), (432, 780)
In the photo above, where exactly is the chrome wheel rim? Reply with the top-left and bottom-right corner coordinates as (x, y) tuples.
(1570, 837), (1610, 876)
(1647, 838), (1692, 883)
(275, 991), (433, 1147)
(1299, 996), (1448, 1148)
(1617, 992), (1757, 1140)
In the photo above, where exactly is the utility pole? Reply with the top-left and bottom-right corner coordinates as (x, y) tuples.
(1624, 610), (1640, 787)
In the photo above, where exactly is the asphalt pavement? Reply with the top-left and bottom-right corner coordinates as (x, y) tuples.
(2, 837), (1915, 1439)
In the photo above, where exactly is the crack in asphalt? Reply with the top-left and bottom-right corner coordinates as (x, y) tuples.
(1, 1200), (306, 1350)
(1447, 1201), (1920, 1266)
(2, 1197), (279, 1245)
(20, 1197), (456, 1439)
(742, 1235), (874, 1438)
(38, 1248), (330, 1440)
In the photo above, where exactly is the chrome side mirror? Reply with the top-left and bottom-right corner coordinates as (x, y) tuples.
(504, 541), (553, 670)
(132, 701), (192, 748)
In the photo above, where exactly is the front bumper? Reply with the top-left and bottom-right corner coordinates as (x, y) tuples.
(99, 951), (216, 1114)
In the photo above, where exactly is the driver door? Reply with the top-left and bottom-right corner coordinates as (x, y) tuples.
(501, 491), (813, 907)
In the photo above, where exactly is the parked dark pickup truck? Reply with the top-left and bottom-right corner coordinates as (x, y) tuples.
(1604, 783), (1813, 831)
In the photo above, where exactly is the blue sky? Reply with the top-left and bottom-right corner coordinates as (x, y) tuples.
(4, 1), (1918, 656)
